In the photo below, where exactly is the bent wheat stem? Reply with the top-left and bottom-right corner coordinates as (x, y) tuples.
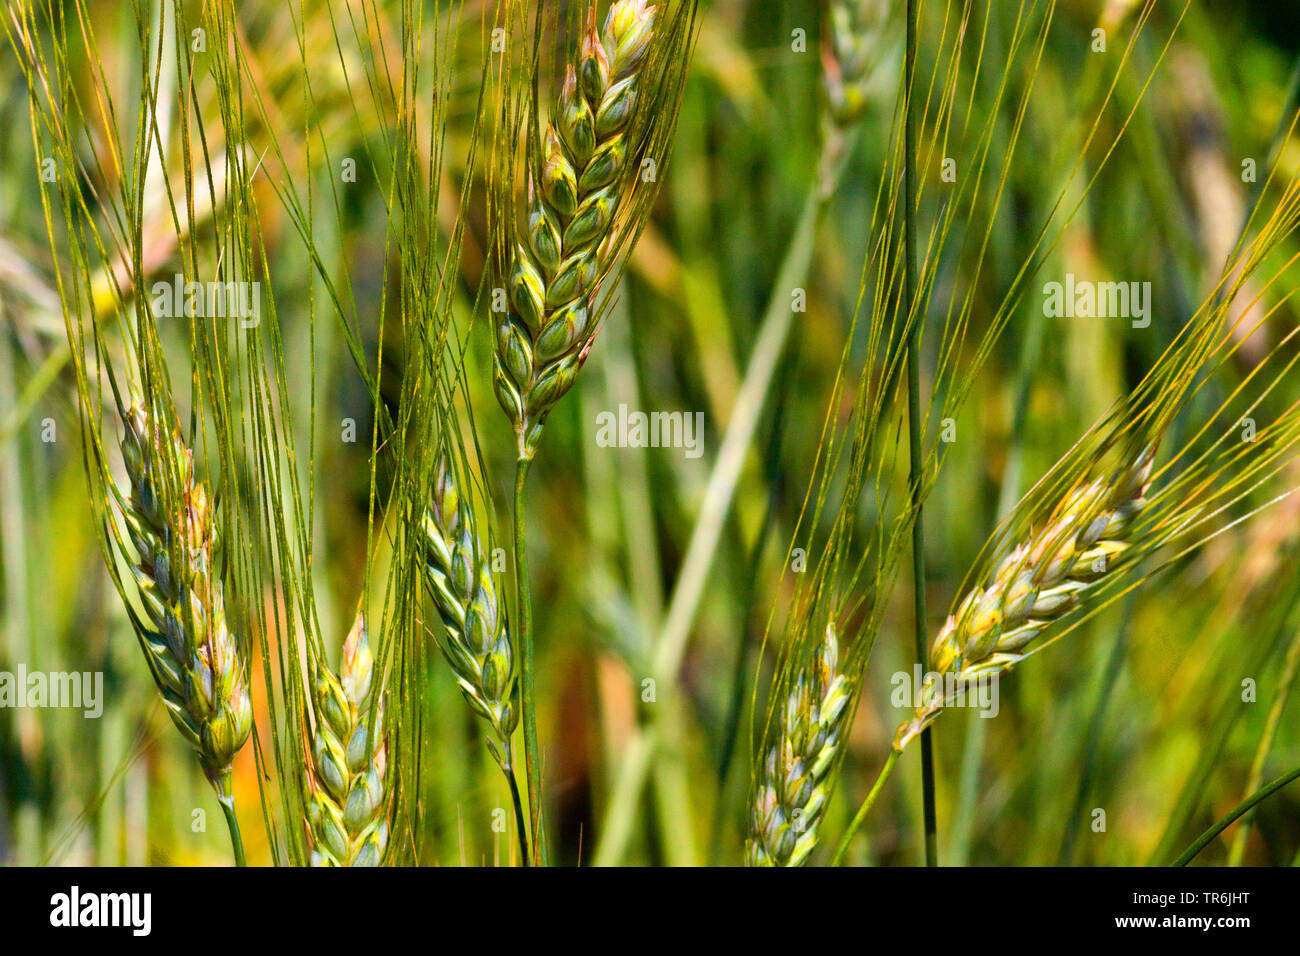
(117, 400), (252, 865)
(1172, 765), (1300, 866)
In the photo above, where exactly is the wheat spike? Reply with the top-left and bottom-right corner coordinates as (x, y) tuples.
(493, 0), (658, 460)
(303, 612), (389, 867)
(894, 444), (1157, 750)
(822, 0), (894, 126)
(119, 401), (252, 791)
(422, 453), (519, 762)
(747, 623), (853, 866)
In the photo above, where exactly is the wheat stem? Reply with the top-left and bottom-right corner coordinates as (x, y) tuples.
(493, 0), (667, 867)
(901, 0), (936, 868)
(1055, 595), (1135, 865)
(503, 745), (530, 866)
(1172, 765), (1300, 866)
(513, 457), (547, 865)
(491, 0), (691, 865)
(215, 778), (246, 868)
(594, 140), (849, 868)
(1227, 622), (1300, 865)
(830, 749), (899, 866)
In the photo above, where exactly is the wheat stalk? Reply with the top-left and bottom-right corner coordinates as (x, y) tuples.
(493, 0), (659, 461)
(302, 612), (390, 867)
(747, 623), (853, 866)
(893, 443), (1158, 750)
(488, 0), (683, 865)
(118, 401), (252, 792)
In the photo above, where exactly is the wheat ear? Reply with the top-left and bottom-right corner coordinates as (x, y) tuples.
(822, 0), (894, 126)
(303, 612), (390, 867)
(119, 401), (252, 793)
(747, 623), (853, 867)
(422, 451), (529, 860)
(493, 0), (658, 461)
(893, 444), (1157, 750)
(422, 454), (520, 756)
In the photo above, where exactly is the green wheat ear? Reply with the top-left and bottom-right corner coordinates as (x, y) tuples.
(118, 400), (252, 793)
(421, 452), (519, 759)
(747, 624), (853, 867)
(894, 443), (1157, 751)
(822, 0), (897, 127)
(303, 612), (390, 867)
(493, 0), (660, 461)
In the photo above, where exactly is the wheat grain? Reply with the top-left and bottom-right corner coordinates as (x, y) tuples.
(893, 444), (1157, 750)
(421, 452), (519, 762)
(303, 612), (390, 867)
(747, 623), (853, 866)
(118, 400), (252, 791)
(493, 0), (659, 461)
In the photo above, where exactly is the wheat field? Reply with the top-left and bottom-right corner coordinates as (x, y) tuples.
(0, 0), (1298, 876)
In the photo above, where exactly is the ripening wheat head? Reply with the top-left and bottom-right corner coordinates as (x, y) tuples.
(118, 401), (252, 791)
(493, 0), (661, 460)
(894, 443), (1157, 750)
(421, 452), (519, 765)
(303, 613), (390, 867)
(747, 623), (853, 866)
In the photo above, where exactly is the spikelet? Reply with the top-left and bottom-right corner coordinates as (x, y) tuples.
(494, 0), (659, 460)
(119, 401), (251, 791)
(421, 453), (519, 762)
(747, 623), (853, 866)
(893, 445), (1157, 750)
(303, 613), (389, 867)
